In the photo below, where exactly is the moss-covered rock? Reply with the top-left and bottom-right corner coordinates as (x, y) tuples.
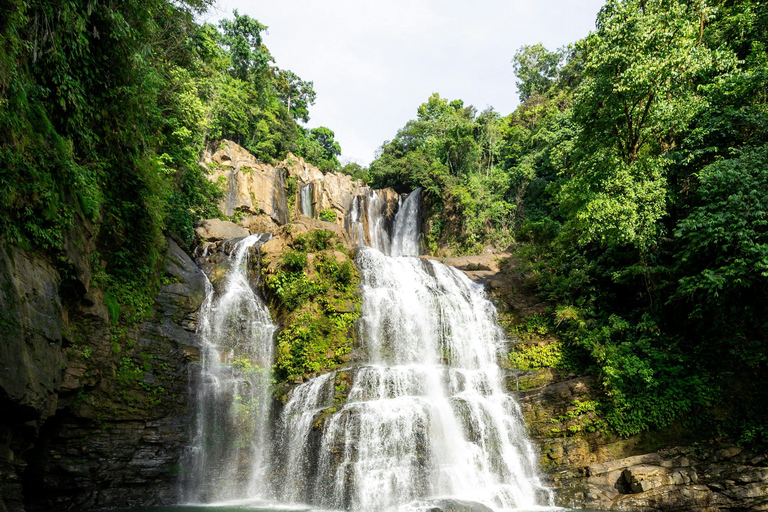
(260, 224), (361, 382)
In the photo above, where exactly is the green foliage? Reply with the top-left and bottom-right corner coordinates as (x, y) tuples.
(318, 209), (337, 223)
(274, 69), (316, 123)
(369, 93), (515, 255)
(263, 232), (361, 381)
(502, 0), (768, 447)
(0, 0), (346, 366)
(116, 357), (144, 388)
(548, 400), (609, 436)
(507, 342), (565, 371)
(512, 43), (565, 101)
(298, 127), (342, 173)
(338, 162), (369, 182)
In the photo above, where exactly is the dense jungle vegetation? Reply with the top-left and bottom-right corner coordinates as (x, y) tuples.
(0, 0), (343, 323)
(369, 0), (768, 448)
(1, 0), (766, 450)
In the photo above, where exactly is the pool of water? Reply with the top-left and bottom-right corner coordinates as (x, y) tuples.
(120, 500), (601, 512)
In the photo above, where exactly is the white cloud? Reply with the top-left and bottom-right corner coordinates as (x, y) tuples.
(203, 0), (605, 164)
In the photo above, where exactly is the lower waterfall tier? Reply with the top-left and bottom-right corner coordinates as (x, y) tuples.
(276, 248), (552, 511)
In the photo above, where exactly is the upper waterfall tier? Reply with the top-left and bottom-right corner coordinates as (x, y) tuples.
(346, 188), (421, 257)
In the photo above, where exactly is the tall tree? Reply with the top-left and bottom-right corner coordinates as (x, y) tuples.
(218, 10), (271, 84)
(512, 43), (564, 101)
(274, 69), (316, 123)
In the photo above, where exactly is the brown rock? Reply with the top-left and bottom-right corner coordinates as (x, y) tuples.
(238, 214), (280, 235)
(201, 140), (289, 223)
(193, 219), (249, 242)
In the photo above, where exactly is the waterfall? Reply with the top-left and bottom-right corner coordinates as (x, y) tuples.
(182, 233), (276, 502)
(346, 189), (391, 254)
(348, 194), (367, 247)
(278, 193), (552, 511)
(390, 188), (421, 257)
(366, 190), (390, 254)
(300, 183), (314, 218)
(181, 192), (551, 511)
(347, 188), (419, 257)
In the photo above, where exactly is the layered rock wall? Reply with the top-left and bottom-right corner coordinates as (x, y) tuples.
(0, 223), (208, 511)
(200, 140), (400, 237)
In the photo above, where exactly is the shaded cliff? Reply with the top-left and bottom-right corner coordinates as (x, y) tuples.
(0, 222), (207, 511)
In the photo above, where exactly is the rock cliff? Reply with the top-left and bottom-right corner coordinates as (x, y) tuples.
(200, 140), (396, 230)
(0, 218), (209, 511)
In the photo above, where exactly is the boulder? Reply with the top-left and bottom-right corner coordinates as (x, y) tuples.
(238, 213), (280, 235)
(259, 216), (354, 259)
(407, 498), (495, 512)
(194, 218), (249, 242)
(156, 238), (208, 325)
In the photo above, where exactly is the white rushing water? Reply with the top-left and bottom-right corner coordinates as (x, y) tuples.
(184, 191), (551, 511)
(183, 233), (276, 502)
(346, 188), (391, 254)
(280, 190), (552, 511)
(300, 184), (314, 218)
(390, 188), (421, 257)
(346, 188), (420, 257)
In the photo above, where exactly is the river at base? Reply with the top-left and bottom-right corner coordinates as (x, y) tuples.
(120, 499), (600, 512)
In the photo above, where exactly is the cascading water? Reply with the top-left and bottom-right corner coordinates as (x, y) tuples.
(346, 188), (391, 253)
(390, 188), (421, 257)
(182, 233), (276, 503)
(279, 191), (552, 511)
(300, 183), (314, 218)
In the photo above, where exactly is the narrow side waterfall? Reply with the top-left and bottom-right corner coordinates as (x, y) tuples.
(279, 191), (552, 511)
(366, 190), (390, 254)
(347, 193), (367, 247)
(182, 234), (276, 502)
(390, 188), (421, 257)
(300, 183), (314, 218)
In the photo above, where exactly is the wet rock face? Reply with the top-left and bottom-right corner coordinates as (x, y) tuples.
(0, 246), (64, 512)
(0, 234), (208, 512)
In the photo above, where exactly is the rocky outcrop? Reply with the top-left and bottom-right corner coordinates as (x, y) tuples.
(260, 215), (353, 256)
(281, 153), (367, 223)
(201, 141), (402, 241)
(193, 218), (250, 242)
(201, 140), (289, 223)
(557, 445), (768, 511)
(237, 213), (280, 235)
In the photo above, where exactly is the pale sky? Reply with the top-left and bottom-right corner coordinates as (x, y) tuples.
(200, 1), (605, 165)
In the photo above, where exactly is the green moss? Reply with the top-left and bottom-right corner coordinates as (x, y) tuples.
(263, 231), (361, 381)
(506, 341), (565, 370)
(318, 209), (336, 223)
